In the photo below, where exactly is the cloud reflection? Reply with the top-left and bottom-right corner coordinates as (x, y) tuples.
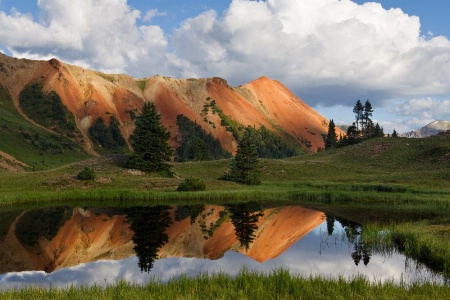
(0, 222), (445, 290)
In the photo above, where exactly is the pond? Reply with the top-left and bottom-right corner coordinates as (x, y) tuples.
(0, 203), (447, 289)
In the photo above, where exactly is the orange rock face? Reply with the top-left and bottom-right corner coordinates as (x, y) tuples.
(0, 53), (343, 154)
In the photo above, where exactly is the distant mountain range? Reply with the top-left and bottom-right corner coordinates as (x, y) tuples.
(401, 120), (450, 138)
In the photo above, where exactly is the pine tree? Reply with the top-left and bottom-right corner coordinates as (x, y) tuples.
(353, 100), (364, 132)
(226, 127), (261, 185)
(372, 122), (384, 137)
(127, 102), (173, 174)
(392, 129), (398, 137)
(362, 100), (373, 136)
(323, 119), (338, 150)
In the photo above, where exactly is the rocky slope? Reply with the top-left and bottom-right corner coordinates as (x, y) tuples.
(0, 205), (324, 273)
(401, 120), (450, 138)
(0, 53), (342, 158)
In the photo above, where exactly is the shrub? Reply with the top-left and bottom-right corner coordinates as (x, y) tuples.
(177, 177), (206, 192)
(76, 166), (96, 181)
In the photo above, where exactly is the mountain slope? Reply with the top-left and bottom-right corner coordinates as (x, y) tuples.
(0, 53), (342, 166)
(401, 120), (450, 138)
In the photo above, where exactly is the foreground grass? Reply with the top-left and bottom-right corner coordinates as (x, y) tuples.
(1, 269), (449, 300)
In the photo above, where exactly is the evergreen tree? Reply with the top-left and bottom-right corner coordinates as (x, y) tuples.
(127, 102), (173, 174)
(225, 127), (261, 185)
(346, 122), (358, 144)
(392, 129), (398, 137)
(88, 116), (126, 151)
(175, 114), (230, 162)
(362, 100), (373, 136)
(372, 122), (384, 137)
(353, 100), (364, 132)
(323, 119), (338, 150)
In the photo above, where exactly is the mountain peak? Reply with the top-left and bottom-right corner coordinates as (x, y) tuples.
(401, 120), (450, 138)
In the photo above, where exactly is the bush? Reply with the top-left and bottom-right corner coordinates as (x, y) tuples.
(76, 166), (96, 181)
(177, 177), (206, 192)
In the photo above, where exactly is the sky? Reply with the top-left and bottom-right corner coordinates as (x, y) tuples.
(0, 0), (449, 133)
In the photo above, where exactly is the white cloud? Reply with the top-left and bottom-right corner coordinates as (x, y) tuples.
(0, 0), (169, 76)
(393, 97), (450, 119)
(169, 0), (450, 107)
(0, 0), (449, 130)
(143, 9), (166, 22)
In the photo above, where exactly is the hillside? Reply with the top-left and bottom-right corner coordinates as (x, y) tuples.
(0, 53), (343, 170)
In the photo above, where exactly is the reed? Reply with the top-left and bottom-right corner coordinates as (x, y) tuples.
(361, 221), (450, 276)
(1, 269), (448, 299)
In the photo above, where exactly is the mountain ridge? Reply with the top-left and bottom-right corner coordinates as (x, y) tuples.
(0, 53), (343, 167)
(401, 120), (450, 138)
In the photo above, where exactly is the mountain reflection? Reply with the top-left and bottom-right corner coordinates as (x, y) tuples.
(0, 204), (325, 274)
(0, 205), (447, 288)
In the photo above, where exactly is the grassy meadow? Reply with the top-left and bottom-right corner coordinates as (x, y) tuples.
(0, 135), (449, 297)
(1, 269), (449, 300)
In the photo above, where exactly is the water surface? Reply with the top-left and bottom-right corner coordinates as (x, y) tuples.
(0, 203), (446, 289)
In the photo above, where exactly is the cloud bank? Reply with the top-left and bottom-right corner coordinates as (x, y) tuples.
(0, 0), (449, 131)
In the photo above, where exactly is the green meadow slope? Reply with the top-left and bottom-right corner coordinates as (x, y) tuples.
(0, 85), (90, 171)
(0, 135), (448, 208)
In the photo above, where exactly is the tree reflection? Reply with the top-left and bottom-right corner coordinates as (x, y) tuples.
(226, 202), (264, 251)
(326, 216), (335, 236)
(174, 204), (205, 224)
(335, 217), (372, 266)
(126, 205), (172, 272)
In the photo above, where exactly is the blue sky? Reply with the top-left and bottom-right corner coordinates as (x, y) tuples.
(0, 0), (449, 133)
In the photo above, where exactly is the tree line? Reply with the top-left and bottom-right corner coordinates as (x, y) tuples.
(322, 99), (396, 150)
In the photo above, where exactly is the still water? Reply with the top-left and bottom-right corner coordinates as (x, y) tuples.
(0, 203), (446, 289)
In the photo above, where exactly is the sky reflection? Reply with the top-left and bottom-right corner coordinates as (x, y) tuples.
(0, 222), (445, 290)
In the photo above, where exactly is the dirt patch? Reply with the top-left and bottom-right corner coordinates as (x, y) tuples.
(371, 142), (389, 158)
(0, 151), (29, 172)
(124, 169), (145, 175)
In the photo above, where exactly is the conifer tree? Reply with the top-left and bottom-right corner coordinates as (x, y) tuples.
(392, 129), (398, 137)
(353, 100), (364, 131)
(127, 102), (173, 175)
(362, 100), (373, 136)
(226, 127), (261, 185)
(323, 119), (338, 150)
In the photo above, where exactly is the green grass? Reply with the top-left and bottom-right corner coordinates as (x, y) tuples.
(0, 136), (449, 208)
(0, 86), (90, 170)
(0, 269), (448, 299)
(136, 80), (147, 92)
